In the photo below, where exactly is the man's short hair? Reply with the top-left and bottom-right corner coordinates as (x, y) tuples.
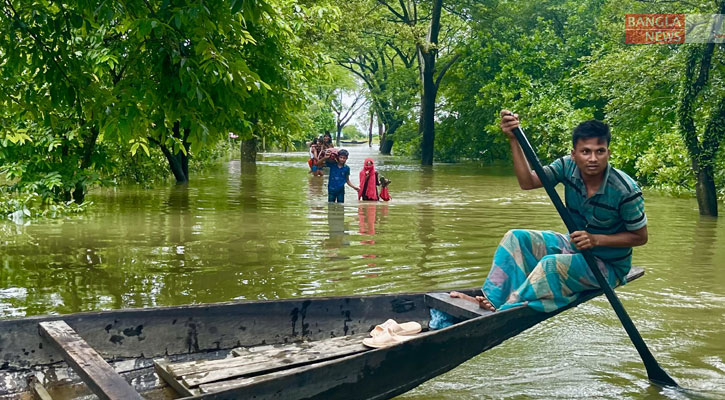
(338, 149), (349, 157)
(572, 120), (611, 147)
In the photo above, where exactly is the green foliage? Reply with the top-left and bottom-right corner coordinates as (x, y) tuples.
(634, 130), (694, 195)
(2, 0), (724, 218)
(342, 124), (364, 140)
(0, 122), (107, 200)
(0, 190), (90, 222)
(390, 0), (600, 163)
(297, 65), (353, 140)
(327, 0), (419, 140)
(0, 0), (341, 215)
(575, 0), (725, 201)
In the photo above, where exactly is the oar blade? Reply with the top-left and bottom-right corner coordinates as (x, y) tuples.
(647, 363), (678, 387)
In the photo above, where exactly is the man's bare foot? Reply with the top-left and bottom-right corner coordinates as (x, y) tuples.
(449, 291), (496, 312)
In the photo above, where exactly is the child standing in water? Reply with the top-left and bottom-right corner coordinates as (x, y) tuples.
(318, 149), (359, 203)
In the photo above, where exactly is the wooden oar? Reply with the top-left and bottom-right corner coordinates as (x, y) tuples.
(510, 123), (678, 387)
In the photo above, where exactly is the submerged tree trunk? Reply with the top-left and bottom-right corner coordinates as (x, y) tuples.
(151, 122), (190, 184)
(72, 125), (100, 204)
(376, 104), (401, 155)
(159, 146), (188, 183)
(380, 136), (393, 154)
(379, 121), (400, 155)
(694, 162), (718, 216)
(368, 109), (374, 147)
(241, 137), (258, 163)
(417, 0), (459, 166)
(676, 7), (724, 216)
(418, 0), (443, 166)
(182, 128), (190, 179)
(419, 48), (437, 165)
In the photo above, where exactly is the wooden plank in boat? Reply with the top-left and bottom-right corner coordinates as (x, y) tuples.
(424, 292), (493, 320)
(154, 359), (198, 397)
(38, 320), (143, 400)
(195, 361), (318, 394)
(183, 334), (369, 387)
(192, 342), (392, 395)
(425, 266), (645, 321)
(195, 332), (434, 395)
(165, 334), (368, 378)
(158, 333), (370, 393)
(29, 375), (53, 400)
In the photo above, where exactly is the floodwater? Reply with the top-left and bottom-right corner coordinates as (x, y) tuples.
(0, 145), (723, 399)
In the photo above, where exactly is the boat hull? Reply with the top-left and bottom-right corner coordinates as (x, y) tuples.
(0, 267), (644, 399)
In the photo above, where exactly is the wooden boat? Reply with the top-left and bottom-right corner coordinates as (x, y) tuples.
(0, 267), (643, 399)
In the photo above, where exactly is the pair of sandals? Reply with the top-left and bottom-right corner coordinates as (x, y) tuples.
(362, 319), (422, 348)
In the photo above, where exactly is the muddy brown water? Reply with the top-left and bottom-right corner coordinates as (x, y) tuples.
(1, 145), (723, 399)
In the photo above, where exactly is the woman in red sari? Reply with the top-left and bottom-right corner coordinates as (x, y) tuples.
(358, 158), (379, 201)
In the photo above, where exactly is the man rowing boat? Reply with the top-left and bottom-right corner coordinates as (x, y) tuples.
(435, 111), (648, 324)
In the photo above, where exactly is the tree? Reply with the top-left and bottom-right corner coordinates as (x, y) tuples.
(329, 0), (418, 155)
(331, 87), (367, 145)
(101, 0), (317, 182)
(0, 0), (125, 203)
(416, 0), (461, 165)
(425, 0), (598, 164)
(676, 1), (725, 215)
(1, 0), (340, 195)
(576, 0), (725, 213)
(363, 0), (464, 164)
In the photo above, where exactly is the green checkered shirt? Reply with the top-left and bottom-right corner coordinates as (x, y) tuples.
(542, 156), (647, 278)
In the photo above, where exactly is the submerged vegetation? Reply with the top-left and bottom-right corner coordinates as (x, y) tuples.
(1, 0), (724, 217)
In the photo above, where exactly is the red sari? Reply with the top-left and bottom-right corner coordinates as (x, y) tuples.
(358, 158), (379, 201)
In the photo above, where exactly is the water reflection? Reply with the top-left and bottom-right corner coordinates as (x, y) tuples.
(416, 169), (436, 274)
(324, 203), (348, 258)
(357, 203), (389, 273)
(357, 203), (378, 236)
(239, 161), (259, 209)
(308, 175), (325, 199)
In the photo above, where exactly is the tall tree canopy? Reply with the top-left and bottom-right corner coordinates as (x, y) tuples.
(0, 0), (339, 198)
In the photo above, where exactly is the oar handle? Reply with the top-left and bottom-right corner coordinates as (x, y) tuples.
(510, 124), (678, 387)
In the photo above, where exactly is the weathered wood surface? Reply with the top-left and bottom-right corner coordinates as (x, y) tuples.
(193, 352), (375, 394)
(154, 360), (198, 397)
(424, 292), (495, 320)
(28, 376), (53, 400)
(158, 333), (370, 392)
(38, 321), (143, 400)
(0, 292), (425, 375)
